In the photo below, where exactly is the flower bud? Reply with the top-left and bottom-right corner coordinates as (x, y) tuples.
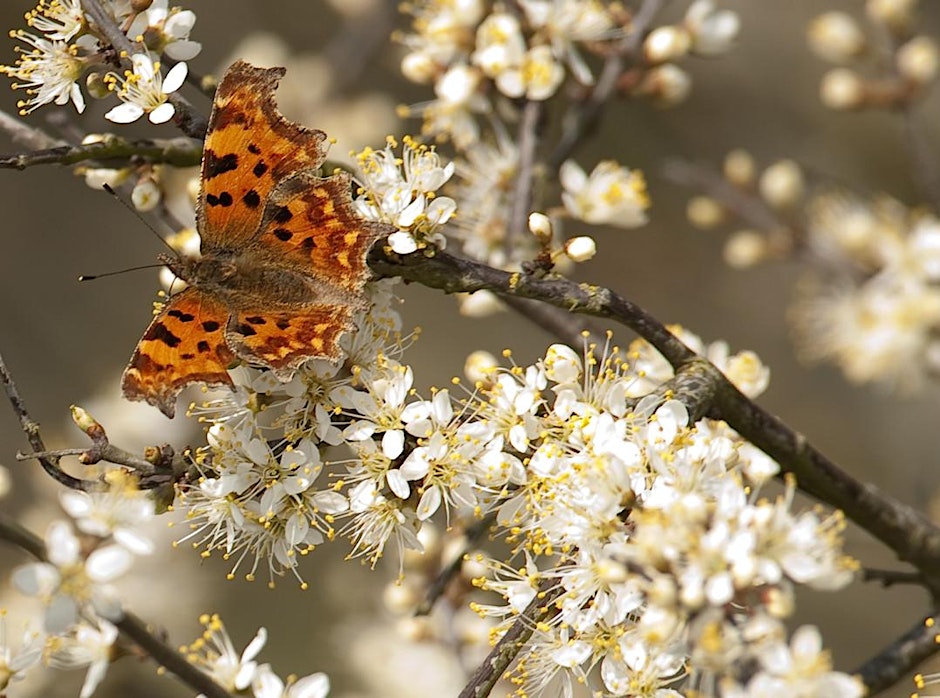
(527, 211), (553, 241)
(687, 196), (726, 229)
(820, 68), (866, 109)
(723, 149), (755, 187)
(131, 178), (162, 212)
(723, 230), (768, 268)
(465, 350), (497, 383)
(807, 12), (866, 63)
(897, 36), (939, 85)
(644, 26), (691, 64)
(866, 0), (917, 32)
(642, 64), (692, 107)
(564, 236), (597, 262)
(759, 159), (805, 209)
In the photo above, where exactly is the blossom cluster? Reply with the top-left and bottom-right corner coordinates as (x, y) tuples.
(685, 147), (940, 393)
(1, 0), (199, 122)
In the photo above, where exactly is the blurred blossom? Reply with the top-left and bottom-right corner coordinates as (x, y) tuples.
(560, 159), (649, 228)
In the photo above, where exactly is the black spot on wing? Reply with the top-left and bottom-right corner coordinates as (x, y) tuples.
(167, 308), (195, 323)
(206, 192), (233, 207)
(204, 151), (238, 179)
(248, 143), (261, 154)
(272, 206), (293, 223)
(253, 161), (268, 177)
(197, 340), (210, 353)
(201, 320), (221, 332)
(272, 228), (292, 241)
(245, 316), (267, 325)
(235, 323), (257, 337)
(151, 323), (182, 348)
(242, 189), (261, 208)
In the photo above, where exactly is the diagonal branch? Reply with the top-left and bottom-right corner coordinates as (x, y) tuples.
(368, 246), (940, 587)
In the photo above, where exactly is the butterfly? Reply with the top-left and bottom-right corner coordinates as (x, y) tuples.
(122, 60), (389, 417)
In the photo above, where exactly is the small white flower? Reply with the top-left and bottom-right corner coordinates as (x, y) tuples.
(11, 521), (130, 632)
(560, 159), (649, 228)
(47, 621), (119, 698)
(185, 615), (266, 692)
(253, 665), (331, 698)
(2, 32), (87, 114)
(105, 53), (187, 124)
(0, 614), (43, 693)
(685, 0), (740, 56)
(126, 0), (202, 61)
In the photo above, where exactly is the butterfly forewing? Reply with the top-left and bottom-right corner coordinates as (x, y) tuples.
(197, 61), (329, 252)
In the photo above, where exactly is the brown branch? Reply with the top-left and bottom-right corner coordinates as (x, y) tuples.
(0, 503), (231, 697)
(368, 246), (940, 588)
(854, 609), (940, 695)
(457, 578), (563, 698)
(508, 99), (544, 244)
(79, 0), (208, 139)
(862, 567), (924, 588)
(547, 0), (666, 171)
(899, 107), (940, 214)
(0, 348), (95, 491)
(0, 109), (66, 150)
(0, 136), (201, 170)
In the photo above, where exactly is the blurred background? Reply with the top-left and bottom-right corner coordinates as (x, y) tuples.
(0, 0), (938, 696)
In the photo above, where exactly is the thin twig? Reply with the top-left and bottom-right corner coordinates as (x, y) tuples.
(547, 0), (666, 171)
(0, 348), (95, 491)
(417, 514), (496, 617)
(458, 579), (563, 698)
(660, 157), (788, 233)
(0, 109), (66, 150)
(508, 100), (543, 242)
(79, 0), (207, 139)
(0, 136), (201, 170)
(368, 246), (940, 591)
(862, 567), (924, 588)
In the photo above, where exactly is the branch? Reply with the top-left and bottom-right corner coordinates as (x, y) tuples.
(899, 107), (940, 214)
(369, 246), (940, 587)
(508, 99), (543, 244)
(0, 511), (231, 698)
(0, 348), (96, 491)
(79, 0), (208, 139)
(547, 0), (666, 170)
(855, 609), (940, 695)
(0, 109), (66, 150)
(0, 136), (201, 170)
(457, 579), (563, 698)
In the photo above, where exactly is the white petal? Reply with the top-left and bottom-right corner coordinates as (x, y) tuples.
(416, 486), (442, 520)
(86, 545), (133, 582)
(12, 562), (60, 596)
(243, 627), (268, 662)
(162, 61), (188, 93)
(386, 469), (411, 499)
(46, 521), (80, 566)
(45, 594), (78, 633)
(148, 102), (176, 124)
(105, 103), (145, 123)
(59, 490), (92, 518)
(290, 672), (330, 698)
(388, 231), (419, 254)
(382, 429), (405, 459)
(113, 528), (154, 556)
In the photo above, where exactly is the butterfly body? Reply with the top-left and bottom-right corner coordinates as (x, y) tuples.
(122, 61), (390, 417)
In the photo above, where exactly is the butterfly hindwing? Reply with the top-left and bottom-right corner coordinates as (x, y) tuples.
(225, 304), (353, 377)
(253, 169), (385, 296)
(122, 289), (236, 417)
(197, 60), (329, 252)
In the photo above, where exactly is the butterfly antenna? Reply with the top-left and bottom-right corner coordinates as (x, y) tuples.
(101, 183), (179, 255)
(78, 263), (166, 282)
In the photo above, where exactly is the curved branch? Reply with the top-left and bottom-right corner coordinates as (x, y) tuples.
(369, 246), (940, 587)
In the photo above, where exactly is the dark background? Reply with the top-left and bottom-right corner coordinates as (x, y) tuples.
(0, 1), (938, 696)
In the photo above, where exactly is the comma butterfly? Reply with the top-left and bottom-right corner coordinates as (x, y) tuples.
(122, 60), (390, 417)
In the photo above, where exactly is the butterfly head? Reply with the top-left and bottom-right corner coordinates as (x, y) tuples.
(157, 251), (237, 290)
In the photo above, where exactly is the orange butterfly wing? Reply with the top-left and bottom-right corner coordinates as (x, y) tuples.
(196, 60), (329, 252)
(122, 289), (236, 417)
